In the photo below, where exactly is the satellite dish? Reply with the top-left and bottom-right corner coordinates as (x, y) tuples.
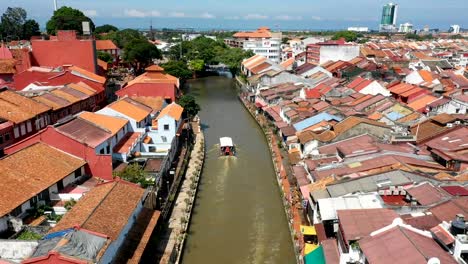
(427, 258), (440, 264)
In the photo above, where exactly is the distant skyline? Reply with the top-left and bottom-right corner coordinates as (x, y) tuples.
(1, 0), (467, 31)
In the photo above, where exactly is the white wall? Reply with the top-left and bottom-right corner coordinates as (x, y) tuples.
(405, 71), (424, 85)
(303, 140), (320, 156)
(360, 81), (391, 96)
(319, 45), (360, 64)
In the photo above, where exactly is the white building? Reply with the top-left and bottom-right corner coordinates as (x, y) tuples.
(347, 27), (369, 32)
(399, 23), (414, 33)
(449, 24), (461, 34)
(225, 27), (282, 63)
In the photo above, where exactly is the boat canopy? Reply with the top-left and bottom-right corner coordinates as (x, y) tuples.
(220, 137), (234, 147)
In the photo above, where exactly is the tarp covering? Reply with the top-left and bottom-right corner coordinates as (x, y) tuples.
(31, 229), (108, 262)
(304, 243), (319, 255)
(304, 245), (325, 264)
(301, 225), (317, 236)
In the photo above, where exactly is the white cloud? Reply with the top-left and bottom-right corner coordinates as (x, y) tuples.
(150, 10), (162, 17)
(225, 16), (240, 20)
(124, 9), (161, 18)
(275, 15), (303, 21)
(83, 10), (98, 17)
(169, 12), (186, 18)
(243, 14), (268, 20)
(200, 12), (215, 19)
(124, 9), (146, 18)
(311, 16), (322, 21)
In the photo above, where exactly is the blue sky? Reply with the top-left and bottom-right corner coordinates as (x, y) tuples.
(2, 0), (467, 30)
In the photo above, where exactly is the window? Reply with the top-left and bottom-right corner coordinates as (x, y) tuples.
(161, 136), (167, 142)
(20, 124), (26, 135)
(0, 135), (3, 144)
(106, 145), (111, 154)
(149, 146), (156, 152)
(164, 124), (170, 131)
(11, 205), (22, 217)
(30, 196), (38, 207)
(75, 168), (82, 178)
(100, 148), (105, 154)
(27, 122), (32, 132)
(14, 127), (19, 138)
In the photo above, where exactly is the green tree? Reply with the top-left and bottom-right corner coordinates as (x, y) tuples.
(188, 59), (205, 78)
(97, 51), (113, 63)
(102, 28), (145, 49)
(94, 24), (118, 34)
(161, 60), (192, 80)
(215, 47), (254, 74)
(331, 31), (358, 42)
(22, 19), (40, 40)
(123, 39), (162, 73)
(46, 6), (95, 35)
(178, 94), (201, 118)
(113, 163), (151, 187)
(0, 7), (27, 39)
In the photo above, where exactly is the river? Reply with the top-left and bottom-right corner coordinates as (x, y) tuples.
(181, 76), (295, 264)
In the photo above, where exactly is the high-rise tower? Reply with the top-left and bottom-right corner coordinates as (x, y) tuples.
(380, 3), (398, 32)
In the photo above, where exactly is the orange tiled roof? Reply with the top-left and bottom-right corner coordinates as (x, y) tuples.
(407, 95), (437, 112)
(79, 111), (128, 135)
(0, 89), (51, 124)
(130, 96), (164, 112)
(0, 142), (86, 217)
(51, 89), (81, 104)
(0, 59), (16, 74)
(97, 59), (108, 71)
(69, 66), (106, 84)
(157, 102), (183, 121)
(67, 83), (96, 96)
(108, 98), (152, 122)
(145, 65), (164, 72)
(233, 27), (272, 38)
(96, 40), (118, 50)
(419, 70), (434, 82)
(51, 180), (145, 241)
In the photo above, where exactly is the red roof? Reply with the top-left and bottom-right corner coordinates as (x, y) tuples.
(360, 226), (458, 264)
(116, 83), (177, 101)
(12, 69), (104, 93)
(440, 186), (468, 196)
(429, 197), (468, 222)
(337, 209), (399, 241)
(96, 40), (118, 50)
(406, 183), (451, 206)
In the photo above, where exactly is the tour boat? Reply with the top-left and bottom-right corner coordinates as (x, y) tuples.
(219, 137), (236, 156)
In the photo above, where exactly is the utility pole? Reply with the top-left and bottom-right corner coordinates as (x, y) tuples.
(53, 0), (58, 11)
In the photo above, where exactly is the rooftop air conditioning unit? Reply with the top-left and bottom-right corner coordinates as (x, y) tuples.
(455, 121), (461, 125)
(447, 123), (453, 128)
(378, 190), (385, 195)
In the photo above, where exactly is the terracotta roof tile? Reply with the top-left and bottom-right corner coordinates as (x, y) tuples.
(0, 89), (51, 124)
(0, 142), (86, 217)
(51, 180), (145, 240)
(69, 66), (106, 84)
(78, 111), (128, 135)
(95, 40), (118, 51)
(157, 102), (183, 121)
(130, 96), (164, 112)
(108, 98), (152, 122)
